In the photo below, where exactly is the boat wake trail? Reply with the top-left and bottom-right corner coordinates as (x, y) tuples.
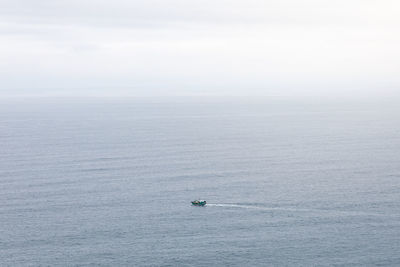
(206, 203), (294, 211)
(206, 204), (388, 217)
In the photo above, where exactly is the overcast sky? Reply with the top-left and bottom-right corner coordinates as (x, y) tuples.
(0, 0), (399, 97)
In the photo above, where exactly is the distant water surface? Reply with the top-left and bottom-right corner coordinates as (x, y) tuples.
(1, 97), (400, 266)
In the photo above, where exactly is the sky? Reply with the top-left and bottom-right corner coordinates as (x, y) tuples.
(0, 0), (399, 98)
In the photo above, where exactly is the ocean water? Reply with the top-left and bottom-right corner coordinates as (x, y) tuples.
(1, 97), (400, 266)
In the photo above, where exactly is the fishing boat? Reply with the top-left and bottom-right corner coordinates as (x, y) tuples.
(191, 200), (206, 206)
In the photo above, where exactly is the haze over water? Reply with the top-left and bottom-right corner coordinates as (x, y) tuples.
(1, 97), (400, 266)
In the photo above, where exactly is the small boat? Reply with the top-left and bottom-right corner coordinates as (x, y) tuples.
(191, 200), (206, 206)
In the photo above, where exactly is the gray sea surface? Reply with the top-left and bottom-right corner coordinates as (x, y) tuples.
(1, 97), (400, 266)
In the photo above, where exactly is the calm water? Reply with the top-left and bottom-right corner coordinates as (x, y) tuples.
(1, 98), (400, 266)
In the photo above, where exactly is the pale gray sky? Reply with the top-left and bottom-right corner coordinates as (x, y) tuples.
(0, 0), (399, 97)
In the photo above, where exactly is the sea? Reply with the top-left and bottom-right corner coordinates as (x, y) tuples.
(1, 97), (400, 266)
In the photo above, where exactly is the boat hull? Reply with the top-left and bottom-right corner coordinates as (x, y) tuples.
(191, 200), (206, 206)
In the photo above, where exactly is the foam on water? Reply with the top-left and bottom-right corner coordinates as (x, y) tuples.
(206, 203), (395, 218)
